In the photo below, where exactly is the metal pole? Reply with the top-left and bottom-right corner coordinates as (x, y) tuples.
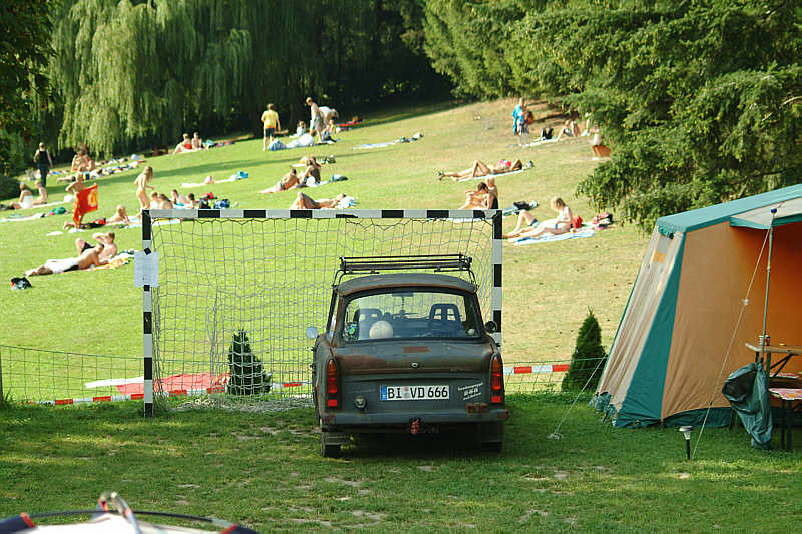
(759, 223), (775, 372)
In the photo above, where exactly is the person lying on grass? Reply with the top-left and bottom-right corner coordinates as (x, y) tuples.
(26, 243), (107, 277)
(9, 183), (45, 209)
(504, 196), (573, 239)
(259, 168), (303, 194)
(459, 180), (497, 210)
(290, 192), (346, 209)
(438, 159), (531, 181)
(106, 205), (131, 225)
(75, 232), (117, 262)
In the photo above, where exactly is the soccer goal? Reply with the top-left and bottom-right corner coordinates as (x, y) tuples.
(138, 208), (502, 416)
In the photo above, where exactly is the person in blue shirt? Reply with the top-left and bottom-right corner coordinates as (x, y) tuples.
(511, 98), (525, 134)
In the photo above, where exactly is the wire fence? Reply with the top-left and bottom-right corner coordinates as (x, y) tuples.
(0, 344), (604, 406)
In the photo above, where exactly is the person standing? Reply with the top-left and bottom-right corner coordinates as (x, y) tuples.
(261, 103), (281, 150)
(511, 98), (525, 135)
(306, 97), (324, 140)
(33, 142), (54, 188)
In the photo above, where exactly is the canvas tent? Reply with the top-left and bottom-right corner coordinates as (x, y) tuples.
(596, 184), (802, 428)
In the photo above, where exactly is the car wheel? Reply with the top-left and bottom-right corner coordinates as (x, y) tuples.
(320, 432), (342, 458)
(478, 422), (503, 453)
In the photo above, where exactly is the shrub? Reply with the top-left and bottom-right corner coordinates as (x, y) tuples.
(562, 309), (607, 392)
(226, 330), (271, 395)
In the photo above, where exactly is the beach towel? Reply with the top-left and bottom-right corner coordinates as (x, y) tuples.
(89, 252), (134, 271)
(114, 372), (228, 395)
(336, 196), (357, 208)
(0, 213), (45, 223)
(457, 168), (530, 182)
(511, 228), (596, 245)
(515, 138), (559, 149)
(354, 133), (422, 150)
(181, 173), (247, 188)
(12, 199), (68, 211)
(73, 184), (99, 226)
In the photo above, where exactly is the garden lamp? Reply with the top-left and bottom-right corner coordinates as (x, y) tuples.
(679, 426), (693, 460)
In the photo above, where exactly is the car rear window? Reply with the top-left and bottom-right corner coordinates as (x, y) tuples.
(341, 289), (482, 342)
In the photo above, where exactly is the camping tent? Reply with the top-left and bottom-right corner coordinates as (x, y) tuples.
(595, 184), (802, 427)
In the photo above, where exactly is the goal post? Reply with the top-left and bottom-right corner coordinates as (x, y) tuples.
(139, 208), (502, 417)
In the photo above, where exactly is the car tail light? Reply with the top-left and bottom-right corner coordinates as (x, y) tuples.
(490, 354), (504, 404)
(326, 359), (340, 409)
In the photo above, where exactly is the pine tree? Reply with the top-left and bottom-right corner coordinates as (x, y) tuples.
(227, 330), (271, 395)
(562, 310), (607, 392)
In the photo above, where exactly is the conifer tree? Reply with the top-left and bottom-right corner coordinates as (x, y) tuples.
(562, 310), (607, 392)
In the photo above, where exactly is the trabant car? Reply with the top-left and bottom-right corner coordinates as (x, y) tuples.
(307, 255), (507, 457)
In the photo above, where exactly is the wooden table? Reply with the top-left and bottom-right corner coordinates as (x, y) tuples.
(745, 343), (802, 377)
(768, 388), (802, 450)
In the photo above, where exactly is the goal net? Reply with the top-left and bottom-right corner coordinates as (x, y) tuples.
(139, 209), (501, 415)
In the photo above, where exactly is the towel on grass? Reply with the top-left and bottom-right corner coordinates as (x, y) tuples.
(0, 213), (45, 223)
(89, 252), (134, 271)
(354, 133), (422, 150)
(515, 138), (559, 149)
(182, 172), (248, 188)
(511, 227), (595, 245)
(457, 168), (530, 182)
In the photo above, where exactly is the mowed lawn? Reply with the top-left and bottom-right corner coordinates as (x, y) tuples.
(0, 98), (646, 363)
(1, 397), (799, 531)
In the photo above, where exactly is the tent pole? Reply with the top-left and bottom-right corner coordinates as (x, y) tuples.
(759, 226), (774, 370)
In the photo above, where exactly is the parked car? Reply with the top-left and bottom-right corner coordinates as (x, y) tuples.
(308, 255), (508, 457)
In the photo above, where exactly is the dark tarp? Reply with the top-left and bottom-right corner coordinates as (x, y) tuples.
(722, 362), (773, 449)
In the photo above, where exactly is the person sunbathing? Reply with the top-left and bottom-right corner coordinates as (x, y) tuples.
(290, 192), (346, 209)
(26, 243), (107, 277)
(75, 232), (117, 262)
(170, 189), (188, 206)
(259, 169), (303, 194)
(438, 159), (528, 181)
(106, 205), (130, 224)
(459, 182), (490, 209)
(299, 156), (322, 184)
(173, 133), (194, 154)
(191, 132), (205, 150)
(505, 197), (573, 239)
(10, 183), (35, 210)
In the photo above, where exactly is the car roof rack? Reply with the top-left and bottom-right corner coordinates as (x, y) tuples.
(335, 254), (474, 286)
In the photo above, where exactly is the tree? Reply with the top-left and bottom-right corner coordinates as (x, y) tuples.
(227, 330), (271, 395)
(0, 0), (56, 193)
(45, 0), (449, 157)
(562, 310), (607, 392)
(422, 0), (802, 229)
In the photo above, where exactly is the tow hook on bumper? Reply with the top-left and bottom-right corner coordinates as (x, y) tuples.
(409, 418), (421, 435)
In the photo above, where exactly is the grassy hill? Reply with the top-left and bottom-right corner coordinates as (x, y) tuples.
(0, 99), (646, 364)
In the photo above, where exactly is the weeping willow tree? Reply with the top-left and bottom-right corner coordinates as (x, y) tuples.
(50, 0), (446, 156)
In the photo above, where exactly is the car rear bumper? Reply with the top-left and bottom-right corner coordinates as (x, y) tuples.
(321, 407), (508, 427)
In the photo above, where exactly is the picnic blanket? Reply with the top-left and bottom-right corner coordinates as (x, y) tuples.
(456, 167), (530, 182)
(510, 227), (596, 245)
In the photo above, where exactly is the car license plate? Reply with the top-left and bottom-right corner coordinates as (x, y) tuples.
(380, 385), (449, 401)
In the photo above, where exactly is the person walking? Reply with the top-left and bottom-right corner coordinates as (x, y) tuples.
(306, 97), (324, 141)
(261, 103), (281, 150)
(33, 142), (54, 189)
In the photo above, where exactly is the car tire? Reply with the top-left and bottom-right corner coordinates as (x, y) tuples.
(320, 433), (342, 458)
(478, 422), (503, 453)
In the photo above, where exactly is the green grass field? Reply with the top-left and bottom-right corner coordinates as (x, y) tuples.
(1, 100), (799, 531)
(1, 397), (799, 531)
(1, 99), (644, 363)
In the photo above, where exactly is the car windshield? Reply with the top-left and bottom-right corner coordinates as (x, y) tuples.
(341, 289), (482, 342)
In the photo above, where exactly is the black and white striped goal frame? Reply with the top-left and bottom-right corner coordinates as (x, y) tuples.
(140, 208), (503, 417)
